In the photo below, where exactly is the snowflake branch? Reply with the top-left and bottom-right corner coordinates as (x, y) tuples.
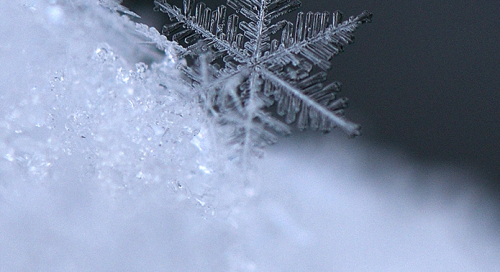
(259, 66), (361, 136)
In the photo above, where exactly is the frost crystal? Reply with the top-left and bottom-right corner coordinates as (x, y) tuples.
(0, 0), (220, 205)
(154, 0), (371, 160)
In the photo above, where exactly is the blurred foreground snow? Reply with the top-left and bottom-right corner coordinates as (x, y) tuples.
(0, 1), (499, 271)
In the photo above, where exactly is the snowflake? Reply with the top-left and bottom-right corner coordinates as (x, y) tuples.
(153, 0), (371, 160)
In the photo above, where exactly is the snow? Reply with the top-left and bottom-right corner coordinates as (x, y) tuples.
(0, 1), (499, 271)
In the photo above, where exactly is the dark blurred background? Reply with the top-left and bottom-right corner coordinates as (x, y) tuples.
(122, 0), (500, 197)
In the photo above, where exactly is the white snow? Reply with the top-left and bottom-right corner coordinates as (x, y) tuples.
(0, 1), (498, 271)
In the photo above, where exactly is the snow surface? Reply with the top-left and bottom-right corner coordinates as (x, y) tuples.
(0, 1), (499, 271)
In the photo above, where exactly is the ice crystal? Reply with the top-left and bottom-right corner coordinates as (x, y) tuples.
(154, 0), (371, 160)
